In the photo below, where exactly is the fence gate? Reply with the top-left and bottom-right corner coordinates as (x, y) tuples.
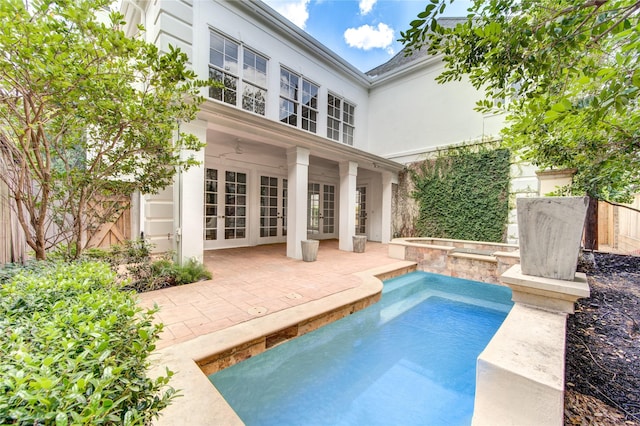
(87, 197), (131, 248)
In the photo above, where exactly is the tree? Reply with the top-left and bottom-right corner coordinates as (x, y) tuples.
(400, 0), (640, 204)
(0, 0), (208, 260)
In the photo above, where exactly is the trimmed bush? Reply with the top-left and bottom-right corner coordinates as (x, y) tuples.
(0, 261), (177, 425)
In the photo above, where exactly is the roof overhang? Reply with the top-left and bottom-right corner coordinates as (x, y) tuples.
(198, 101), (404, 174)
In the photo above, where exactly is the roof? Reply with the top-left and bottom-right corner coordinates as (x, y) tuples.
(366, 17), (466, 78)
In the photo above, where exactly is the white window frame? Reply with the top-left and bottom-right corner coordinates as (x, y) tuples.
(209, 30), (268, 116)
(279, 66), (319, 134)
(327, 93), (355, 145)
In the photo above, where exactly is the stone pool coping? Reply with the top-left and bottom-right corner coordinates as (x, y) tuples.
(148, 261), (417, 425)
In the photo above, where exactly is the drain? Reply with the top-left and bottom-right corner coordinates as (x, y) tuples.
(248, 306), (268, 316)
(286, 292), (302, 300)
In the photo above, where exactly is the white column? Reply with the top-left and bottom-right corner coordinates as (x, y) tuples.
(381, 171), (397, 243)
(175, 119), (206, 264)
(339, 161), (358, 251)
(286, 146), (310, 259)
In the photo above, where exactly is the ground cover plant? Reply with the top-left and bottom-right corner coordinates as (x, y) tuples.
(0, 261), (177, 424)
(46, 239), (213, 293)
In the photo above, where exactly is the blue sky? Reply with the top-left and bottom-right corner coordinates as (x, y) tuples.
(262, 0), (472, 72)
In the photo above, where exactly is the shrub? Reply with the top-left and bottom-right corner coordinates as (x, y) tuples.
(0, 261), (177, 424)
(172, 258), (213, 285)
(77, 240), (213, 293)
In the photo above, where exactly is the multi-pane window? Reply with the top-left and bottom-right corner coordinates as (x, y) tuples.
(301, 80), (318, 132)
(327, 93), (355, 145)
(327, 94), (341, 141)
(280, 67), (318, 133)
(322, 184), (335, 234)
(260, 176), (279, 238)
(279, 68), (298, 126)
(209, 32), (238, 105)
(209, 31), (267, 116)
(242, 49), (267, 115)
(307, 183), (320, 234)
(224, 171), (247, 239)
(204, 168), (218, 241)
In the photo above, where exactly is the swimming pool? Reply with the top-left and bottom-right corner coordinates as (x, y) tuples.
(209, 271), (513, 425)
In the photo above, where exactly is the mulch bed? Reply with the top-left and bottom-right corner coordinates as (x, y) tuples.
(565, 252), (640, 425)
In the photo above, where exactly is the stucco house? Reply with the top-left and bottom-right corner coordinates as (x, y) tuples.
(120, 0), (508, 262)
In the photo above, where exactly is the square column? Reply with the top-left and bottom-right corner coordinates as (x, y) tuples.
(339, 161), (358, 251)
(174, 119), (206, 264)
(381, 171), (397, 243)
(286, 147), (310, 259)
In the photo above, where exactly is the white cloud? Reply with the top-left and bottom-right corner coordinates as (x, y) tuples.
(344, 23), (394, 51)
(263, 0), (310, 29)
(359, 0), (376, 15)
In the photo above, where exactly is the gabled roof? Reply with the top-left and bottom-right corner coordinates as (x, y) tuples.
(366, 18), (466, 78)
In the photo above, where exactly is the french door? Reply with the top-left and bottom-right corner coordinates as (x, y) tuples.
(258, 175), (287, 243)
(307, 182), (337, 239)
(204, 168), (249, 249)
(356, 185), (368, 236)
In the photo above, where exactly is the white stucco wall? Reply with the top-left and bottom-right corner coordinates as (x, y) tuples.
(367, 59), (505, 162)
(191, 1), (371, 150)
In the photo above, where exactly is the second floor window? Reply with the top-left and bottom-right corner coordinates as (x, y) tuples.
(327, 93), (355, 145)
(279, 68), (318, 133)
(209, 31), (267, 116)
(209, 32), (238, 105)
(242, 50), (267, 115)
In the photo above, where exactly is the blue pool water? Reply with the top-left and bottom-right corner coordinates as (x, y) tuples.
(209, 271), (513, 425)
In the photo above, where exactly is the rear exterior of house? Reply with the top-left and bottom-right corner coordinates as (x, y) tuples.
(120, 0), (507, 262)
(121, 0), (407, 261)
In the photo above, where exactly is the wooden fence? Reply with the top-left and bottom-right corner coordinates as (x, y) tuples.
(598, 194), (640, 255)
(1, 188), (131, 264)
(0, 181), (25, 264)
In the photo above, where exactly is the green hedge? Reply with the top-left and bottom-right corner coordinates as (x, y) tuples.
(411, 147), (511, 242)
(0, 261), (176, 425)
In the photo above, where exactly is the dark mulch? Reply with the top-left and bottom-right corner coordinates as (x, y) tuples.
(565, 252), (640, 425)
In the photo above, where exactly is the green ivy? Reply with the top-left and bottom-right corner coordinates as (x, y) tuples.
(411, 147), (511, 242)
(0, 261), (177, 425)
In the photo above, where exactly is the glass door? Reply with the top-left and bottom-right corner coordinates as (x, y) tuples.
(307, 182), (337, 239)
(259, 175), (287, 243)
(355, 185), (368, 236)
(204, 168), (249, 249)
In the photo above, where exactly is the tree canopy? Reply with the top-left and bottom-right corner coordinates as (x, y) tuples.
(0, 0), (207, 259)
(400, 0), (640, 202)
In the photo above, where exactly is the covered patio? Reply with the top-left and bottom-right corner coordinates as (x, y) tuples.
(137, 239), (405, 349)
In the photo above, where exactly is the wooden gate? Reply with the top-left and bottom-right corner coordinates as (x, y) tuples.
(87, 197), (131, 248)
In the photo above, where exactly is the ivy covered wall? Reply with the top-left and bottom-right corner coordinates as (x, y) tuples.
(398, 147), (511, 243)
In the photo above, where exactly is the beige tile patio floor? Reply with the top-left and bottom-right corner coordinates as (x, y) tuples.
(137, 239), (399, 349)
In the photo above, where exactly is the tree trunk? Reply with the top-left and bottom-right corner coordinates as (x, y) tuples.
(584, 195), (599, 250)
